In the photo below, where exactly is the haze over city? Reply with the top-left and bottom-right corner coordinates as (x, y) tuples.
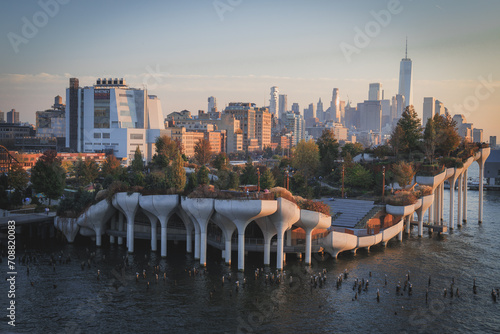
(0, 0), (499, 138)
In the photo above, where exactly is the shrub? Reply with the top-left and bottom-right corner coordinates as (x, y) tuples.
(270, 187), (296, 204)
(415, 185), (432, 198)
(385, 190), (417, 206)
(440, 157), (464, 168)
(296, 197), (331, 215)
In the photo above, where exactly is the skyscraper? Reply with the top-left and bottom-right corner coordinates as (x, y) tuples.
(208, 96), (217, 113)
(317, 98), (324, 121)
(330, 88), (340, 122)
(423, 97), (436, 126)
(269, 86), (279, 118)
(398, 40), (413, 108)
(278, 94), (288, 117)
(291, 103), (300, 115)
(7, 109), (20, 124)
(368, 83), (382, 101)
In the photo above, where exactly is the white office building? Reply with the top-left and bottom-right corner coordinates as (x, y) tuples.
(65, 78), (165, 164)
(269, 86), (279, 118)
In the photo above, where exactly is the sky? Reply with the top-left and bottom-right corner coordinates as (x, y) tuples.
(0, 0), (499, 139)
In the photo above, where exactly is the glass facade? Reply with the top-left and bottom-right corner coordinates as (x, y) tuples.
(94, 89), (110, 128)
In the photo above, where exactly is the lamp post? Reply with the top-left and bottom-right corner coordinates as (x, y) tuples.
(257, 167), (260, 193)
(286, 171), (290, 191)
(382, 166), (386, 200)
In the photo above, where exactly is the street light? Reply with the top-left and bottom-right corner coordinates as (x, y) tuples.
(382, 166), (386, 200)
(341, 165), (345, 198)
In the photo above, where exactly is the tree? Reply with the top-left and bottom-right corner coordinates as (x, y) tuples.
(212, 152), (230, 171)
(341, 142), (364, 159)
(389, 124), (407, 158)
(101, 154), (122, 178)
(317, 129), (340, 176)
(394, 106), (422, 158)
(31, 150), (65, 204)
(131, 146), (144, 172)
(228, 171), (240, 190)
(292, 139), (319, 182)
(392, 161), (415, 188)
(240, 158), (257, 185)
(423, 117), (437, 163)
(167, 150), (186, 191)
(8, 163), (29, 193)
(194, 138), (212, 166)
(434, 113), (461, 157)
(373, 144), (392, 159)
(345, 163), (374, 189)
(260, 168), (276, 190)
(197, 165), (210, 186)
(74, 157), (100, 187)
(152, 135), (180, 169)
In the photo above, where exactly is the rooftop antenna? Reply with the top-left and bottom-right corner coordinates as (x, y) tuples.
(405, 36), (408, 59)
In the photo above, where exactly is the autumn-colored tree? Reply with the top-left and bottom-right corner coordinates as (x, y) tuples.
(8, 163), (29, 193)
(317, 129), (340, 176)
(152, 135), (181, 168)
(31, 150), (65, 204)
(167, 150), (186, 191)
(433, 113), (461, 157)
(101, 154), (123, 178)
(292, 139), (319, 183)
(392, 161), (415, 188)
(194, 138), (212, 166)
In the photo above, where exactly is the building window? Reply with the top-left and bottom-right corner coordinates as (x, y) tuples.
(130, 134), (143, 140)
(102, 133), (110, 139)
(94, 133), (101, 138)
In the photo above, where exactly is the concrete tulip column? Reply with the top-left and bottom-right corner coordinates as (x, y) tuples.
(255, 216), (276, 266)
(176, 208), (194, 253)
(139, 195), (179, 257)
(77, 199), (115, 247)
(447, 167), (463, 230)
(142, 210), (159, 251)
(476, 147), (491, 224)
(295, 209), (331, 265)
(416, 170), (446, 226)
(181, 198), (214, 267)
(113, 192), (140, 253)
(215, 199), (277, 271)
(415, 194), (434, 237)
(462, 168), (468, 223)
(212, 212), (237, 265)
(109, 213), (116, 244)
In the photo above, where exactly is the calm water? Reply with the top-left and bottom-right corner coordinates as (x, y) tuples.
(1, 164), (499, 334)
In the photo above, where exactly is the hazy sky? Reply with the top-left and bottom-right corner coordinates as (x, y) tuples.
(1, 0), (499, 138)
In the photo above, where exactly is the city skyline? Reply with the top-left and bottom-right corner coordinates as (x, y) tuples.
(0, 0), (499, 139)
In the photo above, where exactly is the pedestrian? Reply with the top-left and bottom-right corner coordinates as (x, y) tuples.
(45, 207), (49, 215)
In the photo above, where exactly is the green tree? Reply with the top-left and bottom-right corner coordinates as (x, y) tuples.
(434, 113), (461, 157)
(240, 158), (257, 185)
(260, 168), (276, 190)
(212, 152), (230, 171)
(74, 157), (100, 187)
(423, 117), (437, 163)
(167, 150), (186, 191)
(197, 165), (210, 186)
(131, 146), (144, 173)
(194, 138), (212, 166)
(317, 129), (340, 176)
(186, 172), (198, 193)
(8, 163), (29, 193)
(345, 163), (373, 189)
(389, 124), (407, 158)
(31, 150), (65, 204)
(292, 139), (319, 182)
(394, 106), (422, 158)
(215, 169), (230, 190)
(341, 142), (364, 158)
(228, 171), (240, 190)
(152, 135), (180, 169)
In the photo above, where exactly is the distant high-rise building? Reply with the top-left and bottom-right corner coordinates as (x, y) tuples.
(368, 83), (382, 101)
(0, 110), (4, 123)
(423, 97), (436, 126)
(284, 112), (304, 146)
(317, 98), (324, 121)
(7, 109), (20, 124)
(490, 136), (497, 148)
(473, 128), (483, 143)
(208, 96), (217, 113)
(395, 94), (405, 119)
(291, 103), (300, 115)
(269, 86), (279, 118)
(398, 40), (413, 108)
(358, 100), (382, 133)
(278, 94), (288, 116)
(435, 100), (446, 116)
(330, 88), (340, 122)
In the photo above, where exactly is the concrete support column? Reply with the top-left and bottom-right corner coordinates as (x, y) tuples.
(117, 212), (124, 245)
(418, 213), (423, 237)
(405, 215), (411, 234)
(194, 231), (200, 260)
(160, 220), (167, 257)
(263, 235), (271, 266)
(109, 215), (115, 244)
(479, 161), (485, 224)
(127, 216), (134, 253)
(398, 229), (403, 241)
(186, 229), (192, 253)
(428, 202), (434, 225)
(225, 237), (232, 265)
(95, 227), (102, 246)
(277, 232), (284, 270)
(440, 184), (444, 224)
(463, 169), (468, 223)
(238, 232), (245, 271)
(305, 229), (312, 265)
(285, 229), (292, 247)
(457, 174), (463, 227)
(151, 219), (158, 252)
(200, 230), (207, 267)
